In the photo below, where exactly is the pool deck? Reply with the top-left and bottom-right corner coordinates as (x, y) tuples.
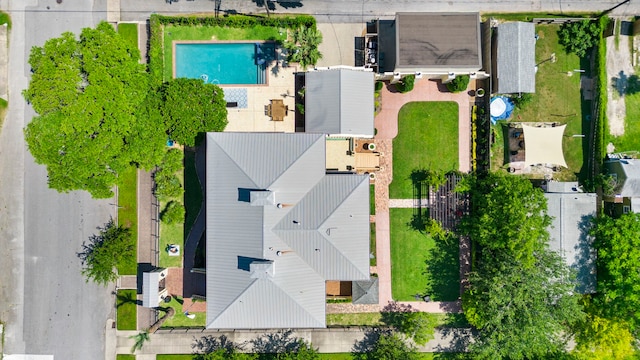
(223, 48), (298, 133)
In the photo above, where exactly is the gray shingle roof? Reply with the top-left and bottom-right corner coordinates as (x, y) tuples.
(352, 278), (379, 305)
(305, 69), (374, 137)
(496, 22), (536, 94)
(545, 188), (597, 294)
(205, 132), (370, 329)
(395, 12), (481, 69)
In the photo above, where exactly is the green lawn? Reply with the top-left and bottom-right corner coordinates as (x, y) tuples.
(157, 296), (206, 328)
(159, 167), (184, 268)
(117, 23), (138, 49)
(116, 289), (137, 330)
(391, 102), (458, 199)
(184, 150), (203, 238)
(507, 25), (587, 181)
(390, 209), (459, 301)
(615, 82), (640, 152)
(327, 312), (467, 328)
(117, 166), (138, 275)
(116, 355), (136, 360)
(370, 223), (377, 267)
(370, 184), (375, 215)
(163, 24), (286, 80)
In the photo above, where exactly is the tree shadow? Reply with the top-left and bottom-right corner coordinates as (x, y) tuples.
(573, 214), (597, 294)
(250, 329), (304, 355)
(351, 327), (389, 359)
(611, 71), (640, 96)
(424, 232), (460, 301)
(192, 334), (242, 354)
(116, 290), (141, 307)
(277, 1), (304, 8)
(380, 301), (414, 328)
(432, 327), (475, 353)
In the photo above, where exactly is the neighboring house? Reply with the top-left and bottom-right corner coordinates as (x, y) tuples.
(605, 158), (640, 215)
(493, 22), (536, 94)
(375, 12), (488, 80)
(205, 132), (370, 329)
(544, 181), (597, 294)
(304, 68), (374, 138)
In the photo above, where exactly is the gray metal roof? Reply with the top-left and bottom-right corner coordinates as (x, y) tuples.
(142, 270), (161, 308)
(395, 12), (481, 70)
(352, 277), (379, 305)
(305, 69), (374, 137)
(496, 22), (536, 94)
(607, 159), (640, 197)
(206, 132), (370, 329)
(545, 189), (597, 294)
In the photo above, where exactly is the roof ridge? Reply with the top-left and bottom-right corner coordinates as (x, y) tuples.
(207, 277), (258, 328)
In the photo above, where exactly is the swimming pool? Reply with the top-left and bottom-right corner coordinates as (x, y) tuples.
(174, 42), (274, 85)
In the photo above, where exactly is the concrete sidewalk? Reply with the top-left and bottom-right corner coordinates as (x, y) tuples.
(115, 327), (472, 355)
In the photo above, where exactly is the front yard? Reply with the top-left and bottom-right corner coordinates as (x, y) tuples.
(390, 208), (460, 302)
(390, 102), (459, 199)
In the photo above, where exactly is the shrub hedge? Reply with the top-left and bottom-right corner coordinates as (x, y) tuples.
(446, 75), (470, 93)
(154, 14), (315, 29)
(395, 75), (415, 93)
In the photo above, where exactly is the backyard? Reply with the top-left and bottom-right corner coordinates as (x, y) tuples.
(390, 102), (459, 199)
(496, 24), (588, 180)
(159, 167), (184, 268)
(390, 208), (460, 302)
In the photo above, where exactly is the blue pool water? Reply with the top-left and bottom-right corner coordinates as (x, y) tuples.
(175, 42), (274, 85)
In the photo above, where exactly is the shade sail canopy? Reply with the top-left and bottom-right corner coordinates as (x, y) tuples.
(522, 124), (567, 167)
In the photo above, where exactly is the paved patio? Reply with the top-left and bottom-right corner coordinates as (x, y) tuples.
(224, 48), (299, 133)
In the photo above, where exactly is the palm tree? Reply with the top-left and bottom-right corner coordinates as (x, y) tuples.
(129, 330), (150, 353)
(284, 26), (323, 69)
(148, 306), (175, 333)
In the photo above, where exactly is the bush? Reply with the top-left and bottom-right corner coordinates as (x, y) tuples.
(395, 75), (415, 93)
(161, 201), (185, 224)
(154, 173), (183, 200)
(375, 81), (384, 91)
(446, 75), (470, 93)
(161, 149), (183, 174)
(558, 19), (601, 57)
(512, 93), (533, 108)
(155, 14), (315, 29)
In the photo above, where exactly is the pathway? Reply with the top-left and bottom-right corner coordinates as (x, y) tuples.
(605, 17), (635, 139)
(113, 327), (472, 355)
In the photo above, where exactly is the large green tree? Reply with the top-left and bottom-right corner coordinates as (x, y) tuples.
(352, 332), (419, 360)
(161, 78), (228, 147)
(78, 219), (134, 285)
(462, 173), (584, 359)
(23, 22), (162, 198)
(460, 173), (552, 268)
(591, 213), (640, 332)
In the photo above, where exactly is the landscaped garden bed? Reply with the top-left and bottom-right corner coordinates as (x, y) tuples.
(390, 102), (458, 199)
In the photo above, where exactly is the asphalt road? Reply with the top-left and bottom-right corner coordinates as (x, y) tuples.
(120, 0), (637, 22)
(0, 0), (115, 359)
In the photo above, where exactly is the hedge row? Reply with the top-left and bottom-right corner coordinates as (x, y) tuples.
(149, 14), (164, 86)
(593, 16), (609, 177)
(154, 13), (315, 29)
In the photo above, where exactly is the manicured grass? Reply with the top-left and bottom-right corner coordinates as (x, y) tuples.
(117, 23), (138, 49)
(391, 102), (458, 199)
(481, 12), (592, 22)
(327, 312), (383, 326)
(159, 161), (184, 268)
(390, 209), (459, 301)
(184, 150), (202, 238)
(508, 25), (586, 181)
(369, 184), (375, 215)
(157, 356), (192, 360)
(157, 296), (206, 328)
(116, 289), (137, 330)
(0, 11), (11, 29)
(163, 24), (286, 80)
(370, 223), (376, 267)
(117, 166), (138, 275)
(615, 85), (640, 152)
(116, 355), (136, 360)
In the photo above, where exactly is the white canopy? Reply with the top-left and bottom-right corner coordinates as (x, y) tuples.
(522, 124), (568, 168)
